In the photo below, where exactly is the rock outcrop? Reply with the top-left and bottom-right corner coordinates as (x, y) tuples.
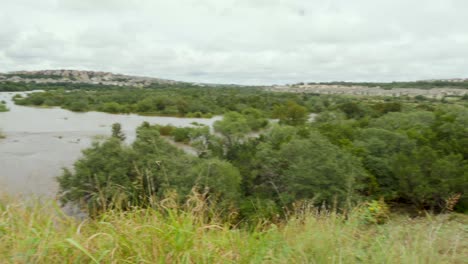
(0, 70), (180, 87)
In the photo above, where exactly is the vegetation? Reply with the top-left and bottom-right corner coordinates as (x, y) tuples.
(2, 79), (468, 93)
(0, 196), (466, 263)
(11, 85), (313, 117)
(1, 81), (467, 262)
(0, 81), (121, 91)
(3, 73), (65, 80)
(0, 101), (8, 138)
(2, 84), (468, 217)
(56, 91), (468, 218)
(0, 101), (8, 112)
(304, 80), (468, 89)
(11, 82), (467, 118)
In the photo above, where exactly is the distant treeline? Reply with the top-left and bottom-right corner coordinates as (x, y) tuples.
(0, 81), (121, 91)
(13, 86), (308, 118)
(3, 73), (64, 80)
(299, 81), (468, 89)
(2, 79), (468, 93)
(0, 80), (231, 91)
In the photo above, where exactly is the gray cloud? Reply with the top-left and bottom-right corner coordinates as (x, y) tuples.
(1, 0), (467, 84)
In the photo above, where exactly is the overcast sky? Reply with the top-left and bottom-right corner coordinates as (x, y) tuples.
(1, 0), (467, 84)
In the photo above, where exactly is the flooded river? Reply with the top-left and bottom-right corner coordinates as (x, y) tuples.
(0, 92), (221, 197)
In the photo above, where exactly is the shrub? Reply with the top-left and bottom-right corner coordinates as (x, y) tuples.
(158, 125), (175, 136)
(171, 127), (191, 143)
(355, 199), (390, 225)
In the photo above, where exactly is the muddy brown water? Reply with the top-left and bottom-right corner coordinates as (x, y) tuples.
(0, 91), (221, 197)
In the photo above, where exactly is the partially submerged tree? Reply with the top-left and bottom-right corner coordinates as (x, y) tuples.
(111, 123), (126, 141)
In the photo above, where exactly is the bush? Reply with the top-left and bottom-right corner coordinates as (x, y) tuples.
(0, 103), (8, 112)
(158, 125), (175, 136)
(171, 127), (191, 143)
(68, 100), (89, 112)
(355, 199), (390, 225)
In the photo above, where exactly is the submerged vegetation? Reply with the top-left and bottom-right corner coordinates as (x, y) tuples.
(0, 100), (8, 112)
(0, 99), (8, 138)
(12, 85), (309, 117)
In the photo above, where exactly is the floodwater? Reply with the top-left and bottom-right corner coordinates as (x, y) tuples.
(0, 92), (221, 197)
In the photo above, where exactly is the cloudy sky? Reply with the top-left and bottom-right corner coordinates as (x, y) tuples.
(1, 0), (467, 84)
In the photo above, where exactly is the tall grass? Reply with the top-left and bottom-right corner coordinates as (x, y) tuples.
(0, 195), (466, 263)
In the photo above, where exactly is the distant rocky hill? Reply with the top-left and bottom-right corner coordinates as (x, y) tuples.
(0, 70), (184, 87)
(1, 70), (467, 98)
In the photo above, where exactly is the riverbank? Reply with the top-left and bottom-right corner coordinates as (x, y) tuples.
(0, 196), (466, 263)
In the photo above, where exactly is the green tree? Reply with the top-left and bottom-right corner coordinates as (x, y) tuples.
(214, 112), (250, 145)
(391, 147), (467, 210)
(111, 123), (126, 141)
(100, 102), (124, 113)
(58, 124), (196, 214)
(273, 101), (308, 126)
(188, 158), (242, 205)
(171, 127), (191, 143)
(254, 131), (366, 207)
(68, 100), (89, 112)
(57, 138), (136, 214)
(241, 108), (269, 131)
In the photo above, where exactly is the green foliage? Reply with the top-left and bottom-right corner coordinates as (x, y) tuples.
(38, 83), (466, 216)
(1, 196), (467, 263)
(252, 129), (366, 207)
(338, 102), (367, 119)
(155, 124), (210, 146)
(372, 102), (402, 116)
(273, 101), (308, 126)
(214, 112), (250, 143)
(351, 106), (468, 211)
(13, 85), (311, 118)
(355, 199), (390, 225)
(171, 127), (191, 143)
(57, 138), (137, 213)
(188, 158), (242, 205)
(99, 102), (126, 113)
(111, 123), (126, 141)
(370, 111), (435, 131)
(157, 124), (175, 136)
(391, 148), (467, 210)
(317, 119), (357, 147)
(68, 100), (89, 112)
(57, 124), (242, 214)
(0, 102), (8, 112)
(241, 108), (269, 131)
